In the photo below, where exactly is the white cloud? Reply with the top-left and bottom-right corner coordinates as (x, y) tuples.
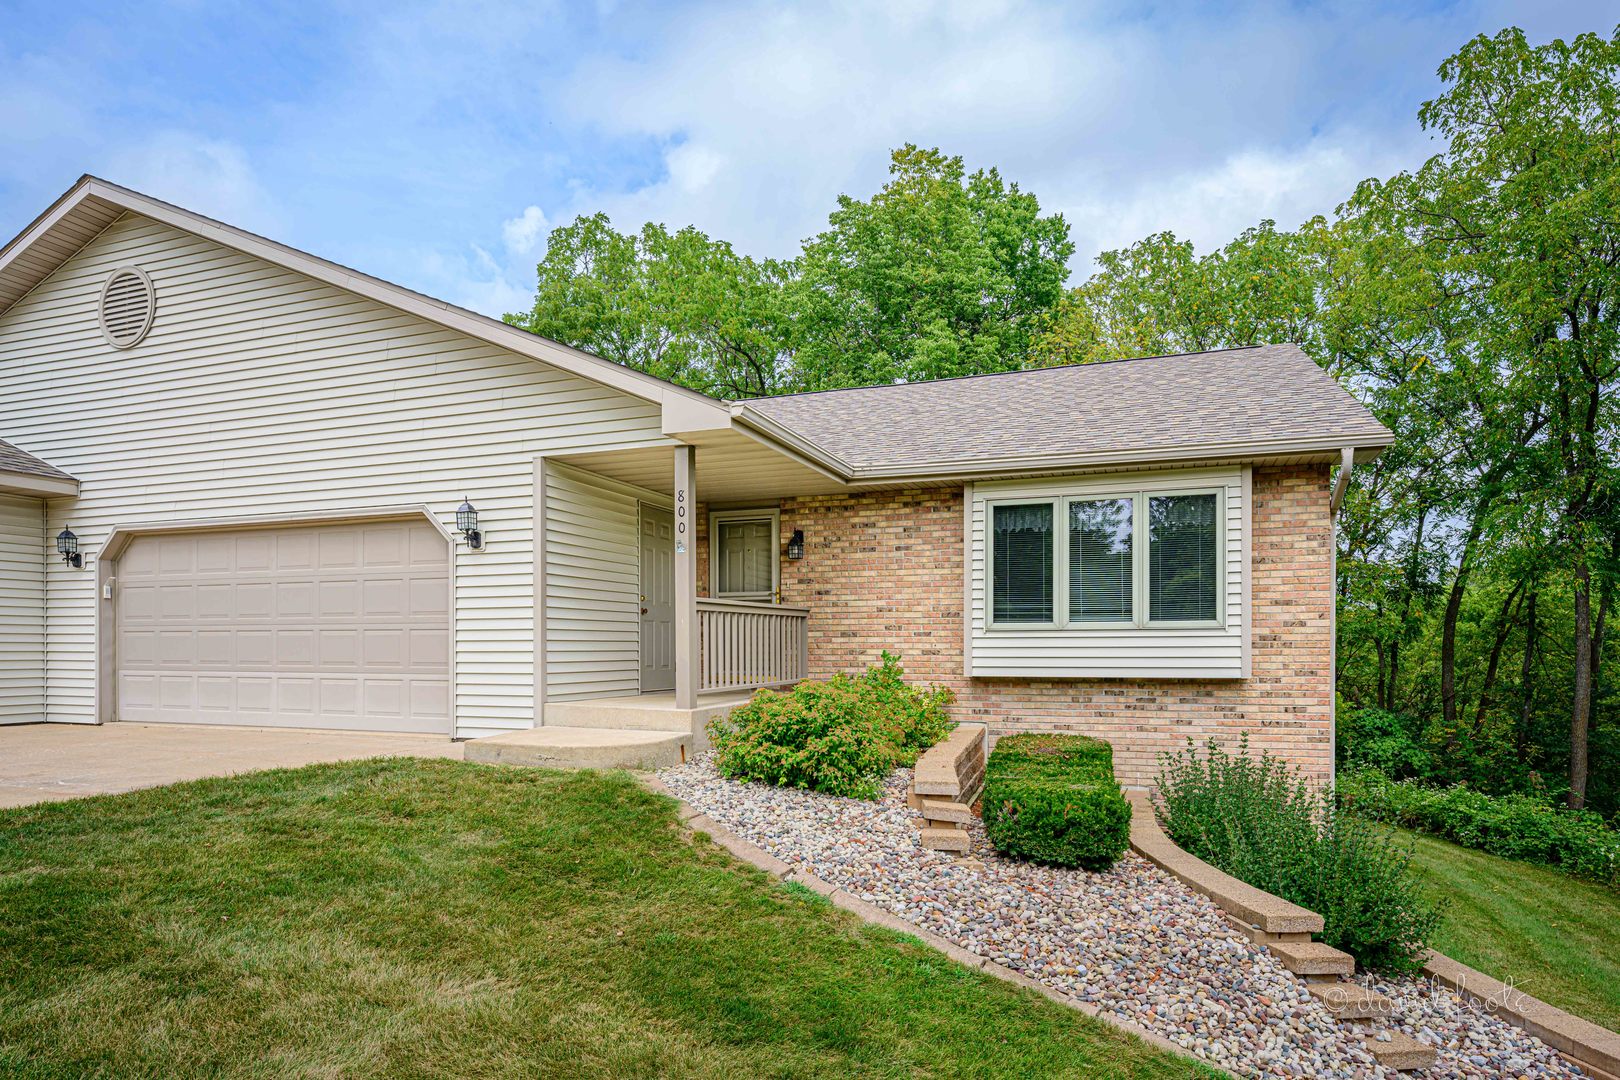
(1061, 135), (1419, 267)
(535, 0), (1472, 271)
(106, 132), (279, 235)
(501, 205), (551, 256)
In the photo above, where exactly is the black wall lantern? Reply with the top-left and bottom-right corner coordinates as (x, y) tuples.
(56, 527), (82, 568)
(786, 528), (805, 560)
(456, 497), (483, 550)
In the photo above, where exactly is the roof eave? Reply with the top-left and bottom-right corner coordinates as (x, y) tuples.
(0, 469), (79, 497)
(842, 433), (1395, 483)
(730, 408), (1394, 485)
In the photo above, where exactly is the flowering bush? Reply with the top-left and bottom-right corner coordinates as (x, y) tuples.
(982, 734), (1130, 870)
(707, 652), (954, 799)
(1339, 768), (1620, 888)
(1155, 739), (1441, 973)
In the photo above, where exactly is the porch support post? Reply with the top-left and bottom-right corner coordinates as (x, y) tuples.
(674, 445), (699, 708)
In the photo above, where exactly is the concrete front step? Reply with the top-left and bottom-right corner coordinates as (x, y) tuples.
(1268, 939), (1356, 978)
(1306, 980), (1395, 1020)
(465, 726), (690, 770)
(1365, 1030), (1438, 1071)
(544, 692), (755, 737)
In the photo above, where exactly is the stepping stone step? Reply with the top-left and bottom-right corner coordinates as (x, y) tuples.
(918, 798), (972, 824)
(1268, 939), (1355, 978)
(1365, 1030), (1437, 1071)
(920, 826), (970, 853)
(1306, 980), (1395, 1020)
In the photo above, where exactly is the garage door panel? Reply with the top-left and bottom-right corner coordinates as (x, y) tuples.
(117, 519), (451, 733)
(362, 527), (406, 567)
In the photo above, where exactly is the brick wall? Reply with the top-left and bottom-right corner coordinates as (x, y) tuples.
(696, 464), (1335, 789)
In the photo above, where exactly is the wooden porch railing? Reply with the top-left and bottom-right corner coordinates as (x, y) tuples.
(697, 597), (810, 694)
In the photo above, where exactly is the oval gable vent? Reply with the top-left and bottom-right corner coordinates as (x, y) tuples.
(99, 266), (156, 349)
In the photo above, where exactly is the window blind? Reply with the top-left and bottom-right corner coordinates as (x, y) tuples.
(1148, 493), (1219, 622)
(1068, 497), (1133, 622)
(992, 502), (1053, 623)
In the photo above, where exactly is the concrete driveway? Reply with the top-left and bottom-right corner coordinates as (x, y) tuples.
(0, 723), (464, 809)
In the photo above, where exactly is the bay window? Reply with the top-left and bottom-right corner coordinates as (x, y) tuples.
(987, 488), (1223, 629)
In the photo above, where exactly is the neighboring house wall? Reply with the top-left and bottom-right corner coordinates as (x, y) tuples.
(542, 460), (671, 702)
(0, 213), (669, 735)
(0, 493), (45, 724)
(741, 465), (1333, 789)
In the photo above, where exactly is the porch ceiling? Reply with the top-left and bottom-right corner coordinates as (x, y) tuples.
(550, 427), (850, 503)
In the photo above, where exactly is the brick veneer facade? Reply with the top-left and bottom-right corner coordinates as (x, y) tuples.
(696, 464), (1335, 790)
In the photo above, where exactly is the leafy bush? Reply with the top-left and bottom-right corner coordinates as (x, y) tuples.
(1336, 700), (1433, 780)
(982, 734), (1130, 870)
(1340, 768), (1620, 888)
(708, 677), (893, 799)
(1155, 739), (1441, 973)
(858, 651), (954, 766)
(707, 652), (954, 799)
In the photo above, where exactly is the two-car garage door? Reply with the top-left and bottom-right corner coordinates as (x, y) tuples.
(115, 519), (451, 733)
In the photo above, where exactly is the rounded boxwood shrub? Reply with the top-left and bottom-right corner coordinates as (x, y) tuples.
(982, 734), (1131, 870)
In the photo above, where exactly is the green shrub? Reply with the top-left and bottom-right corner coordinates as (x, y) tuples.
(1336, 700), (1433, 780)
(1340, 768), (1620, 888)
(982, 734), (1130, 870)
(708, 676), (893, 799)
(1155, 739), (1442, 973)
(706, 652), (955, 799)
(859, 651), (954, 766)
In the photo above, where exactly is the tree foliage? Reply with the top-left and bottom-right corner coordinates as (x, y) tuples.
(506, 146), (1072, 395)
(505, 26), (1620, 814)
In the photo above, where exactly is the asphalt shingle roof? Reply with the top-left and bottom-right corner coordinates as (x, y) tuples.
(0, 437), (74, 480)
(741, 344), (1391, 473)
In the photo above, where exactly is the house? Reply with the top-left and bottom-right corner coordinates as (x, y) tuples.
(0, 176), (1392, 788)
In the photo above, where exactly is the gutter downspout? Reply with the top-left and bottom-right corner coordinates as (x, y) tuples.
(1328, 446), (1354, 790)
(1329, 446), (1354, 516)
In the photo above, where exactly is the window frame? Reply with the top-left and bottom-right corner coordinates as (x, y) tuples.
(708, 507), (781, 601)
(984, 486), (1226, 632)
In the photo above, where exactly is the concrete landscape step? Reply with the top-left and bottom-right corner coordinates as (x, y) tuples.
(464, 726), (689, 770)
(918, 798), (972, 824)
(919, 826), (971, 853)
(1306, 980), (1395, 1020)
(1364, 1029), (1438, 1071)
(1266, 939), (1356, 978)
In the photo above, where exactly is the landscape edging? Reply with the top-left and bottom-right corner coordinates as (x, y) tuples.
(1127, 789), (1620, 1078)
(637, 773), (1229, 1077)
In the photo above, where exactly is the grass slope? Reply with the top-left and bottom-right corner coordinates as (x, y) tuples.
(0, 758), (1207, 1079)
(1402, 827), (1620, 1032)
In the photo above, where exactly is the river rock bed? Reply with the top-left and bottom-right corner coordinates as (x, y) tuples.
(658, 756), (1585, 1079)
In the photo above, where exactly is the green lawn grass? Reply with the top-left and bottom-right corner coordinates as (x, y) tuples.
(0, 758), (1208, 1079)
(1400, 826), (1620, 1032)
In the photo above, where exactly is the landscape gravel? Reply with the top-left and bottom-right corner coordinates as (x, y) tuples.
(659, 756), (1587, 1079)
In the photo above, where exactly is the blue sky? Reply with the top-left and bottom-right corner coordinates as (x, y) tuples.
(1, 1), (1612, 318)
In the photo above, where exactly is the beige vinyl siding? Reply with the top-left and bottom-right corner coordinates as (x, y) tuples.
(0, 213), (671, 736)
(969, 467), (1247, 679)
(0, 494), (45, 724)
(542, 460), (670, 703)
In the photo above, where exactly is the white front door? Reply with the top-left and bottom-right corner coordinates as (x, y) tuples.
(639, 504), (675, 692)
(711, 510), (779, 602)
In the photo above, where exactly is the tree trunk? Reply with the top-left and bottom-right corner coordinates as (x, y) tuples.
(1473, 580), (1526, 737)
(1570, 559), (1593, 811)
(1441, 511), (1489, 742)
(1517, 590), (1538, 765)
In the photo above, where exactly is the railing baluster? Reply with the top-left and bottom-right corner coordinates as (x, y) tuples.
(694, 597), (810, 694)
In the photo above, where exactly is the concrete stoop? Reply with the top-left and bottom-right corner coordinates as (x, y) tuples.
(464, 726), (690, 770)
